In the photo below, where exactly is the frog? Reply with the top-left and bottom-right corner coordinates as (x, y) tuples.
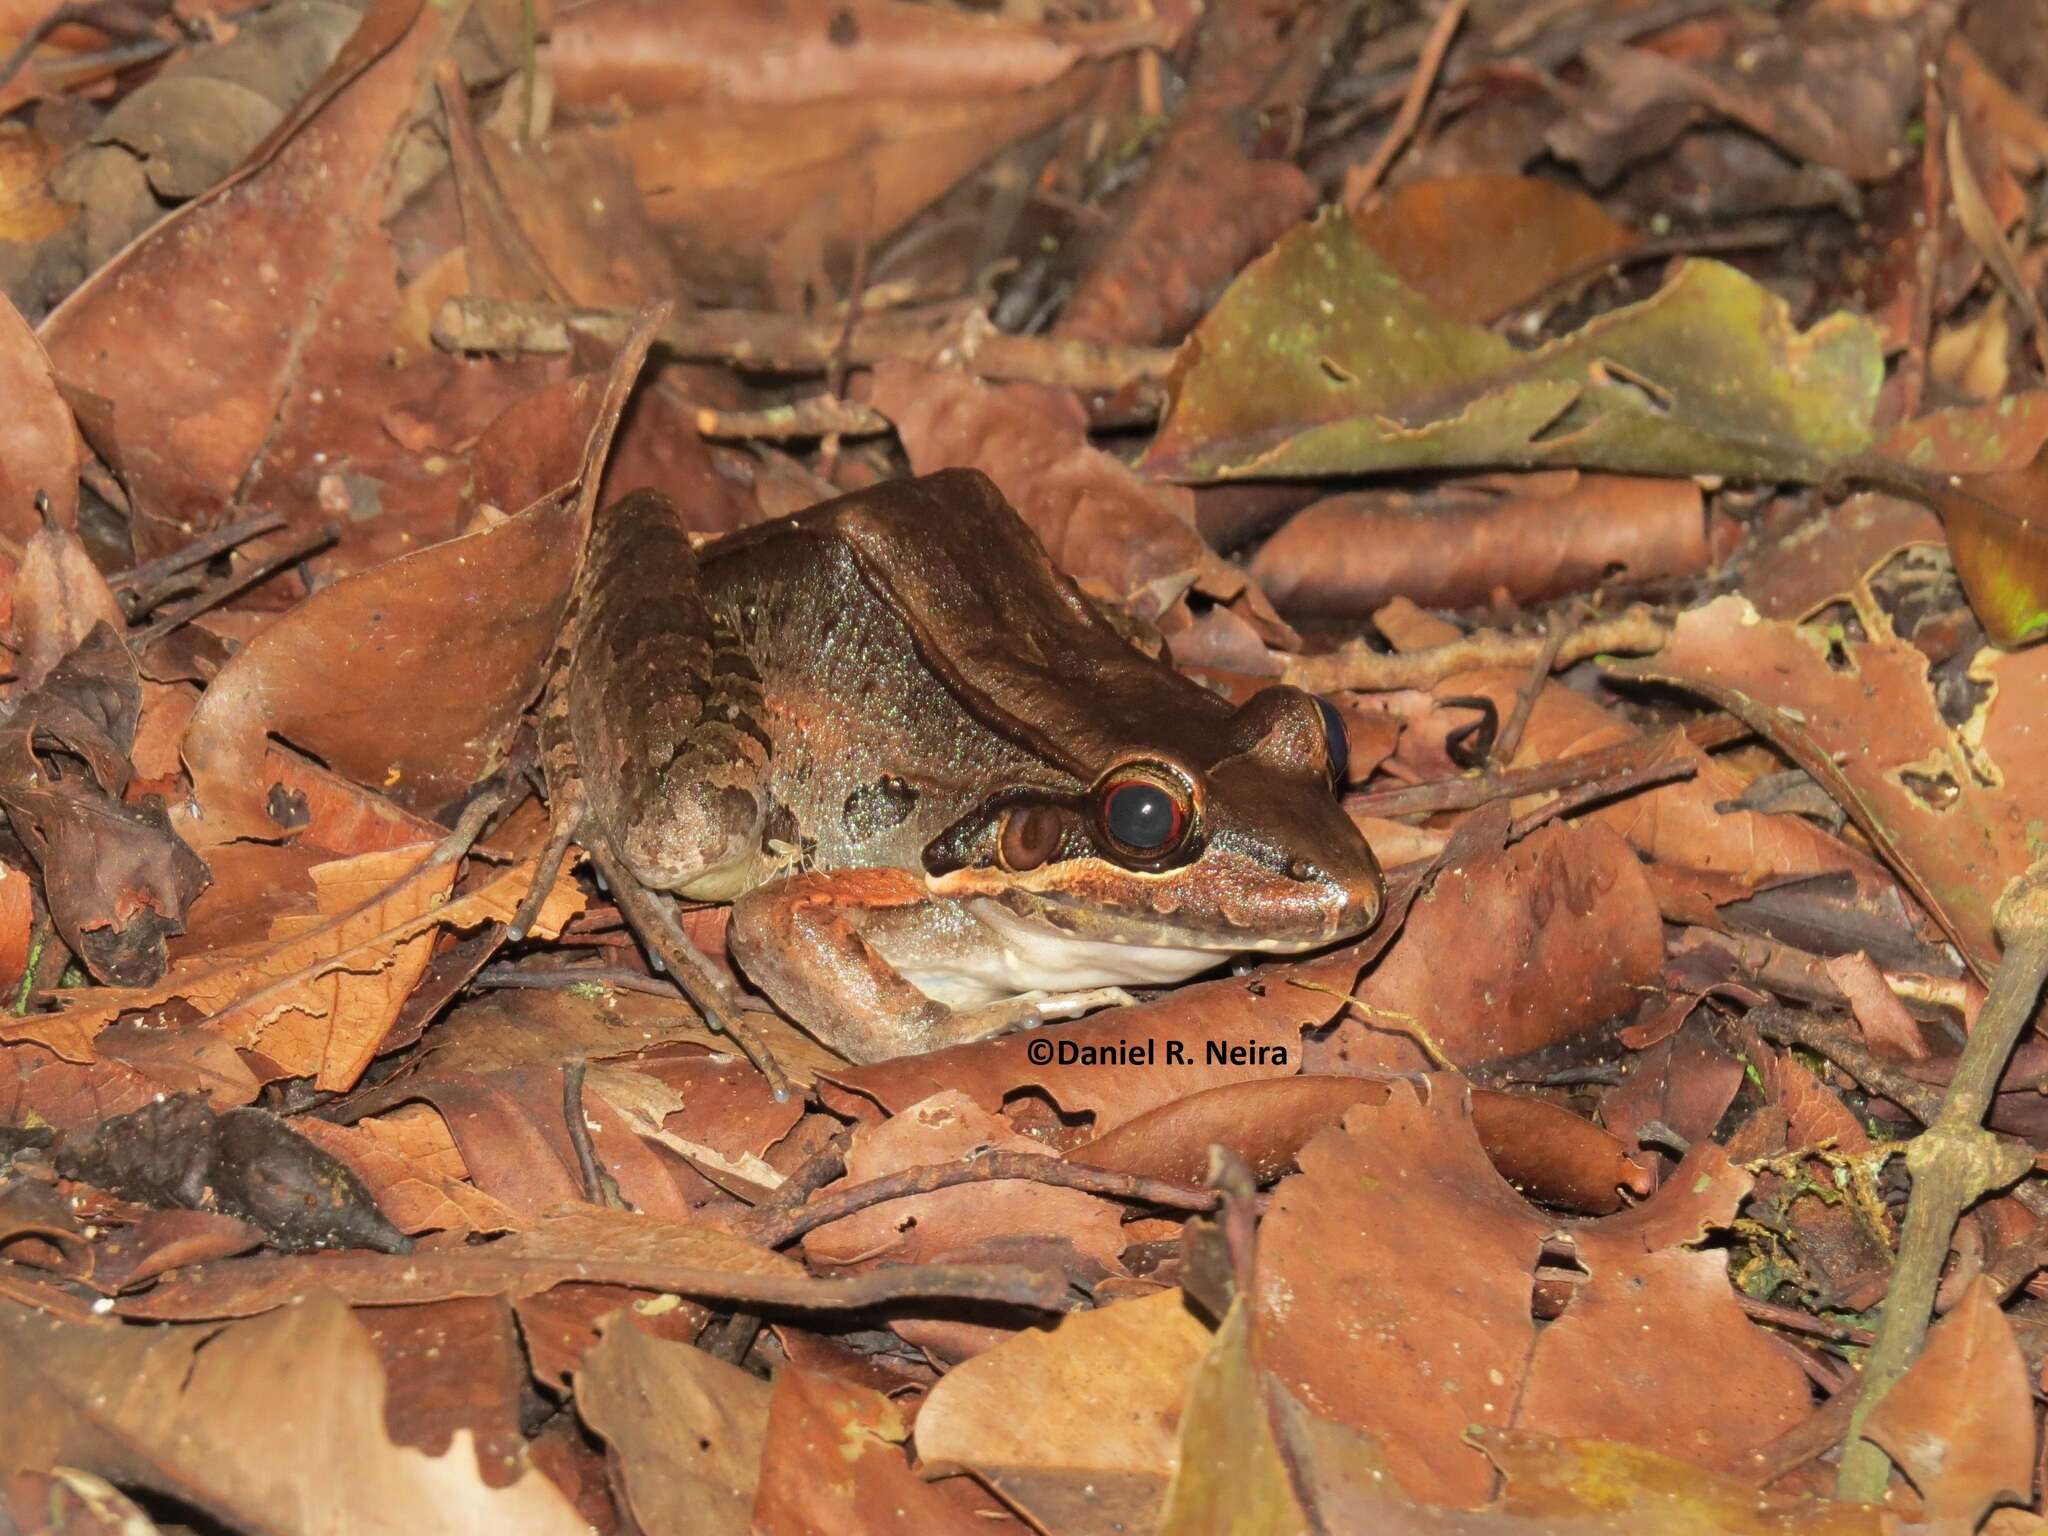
(545, 467), (1383, 1068)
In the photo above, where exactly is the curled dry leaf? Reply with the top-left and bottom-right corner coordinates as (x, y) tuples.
(1144, 211), (1881, 484)
(1055, 0), (1317, 347)
(1250, 472), (1705, 619)
(1547, 9), (1923, 187)
(38, 0), (456, 559)
(0, 289), (74, 538)
(1861, 1276), (2036, 1528)
(11, 519), (124, 691)
(915, 1288), (1214, 1535)
(0, 1290), (591, 1536)
(1253, 1086), (1807, 1507)
(1308, 820), (1662, 1075)
(0, 625), (209, 986)
(576, 1312), (772, 1536)
(181, 320), (657, 840)
(1353, 174), (1638, 324)
(1, 841), (583, 1089)
(1406, 668), (1890, 905)
(870, 361), (1216, 620)
(1616, 595), (2048, 978)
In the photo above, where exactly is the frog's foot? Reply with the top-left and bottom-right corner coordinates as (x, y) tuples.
(590, 843), (793, 1103)
(940, 986), (1138, 1044)
(506, 776), (588, 943)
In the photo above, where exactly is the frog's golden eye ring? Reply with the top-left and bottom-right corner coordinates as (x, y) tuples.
(1100, 776), (1189, 857)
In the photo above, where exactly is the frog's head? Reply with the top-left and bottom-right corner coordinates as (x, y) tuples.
(921, 683), (1383, 966)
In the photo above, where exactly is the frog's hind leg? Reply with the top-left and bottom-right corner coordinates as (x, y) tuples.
(566, 489), (772, 894)
(510, 489), (789, 1098)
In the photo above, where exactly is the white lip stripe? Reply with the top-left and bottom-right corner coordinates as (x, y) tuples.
(887, 898), (1319, 1008)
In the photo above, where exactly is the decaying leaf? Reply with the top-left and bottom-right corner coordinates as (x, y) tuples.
(1144, 210), (1881, 484)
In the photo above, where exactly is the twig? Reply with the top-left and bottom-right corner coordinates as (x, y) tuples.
(1283, 604), (1669, 694)
(474, 963), (683, 999)
(1896, 73), (1945, 423)
(562, 1058), (625, 1209)
(111, 510), (286, 611)
(1491, 605), (1579, 767)
(739, 1149), (1219, 1249)
(433, 296), (1176, 398)
(1342, 0), (1470, 203)
(132, 522), (339, 646)
(1737, 1294), (1874, 1347)
(1749, 1006), (1944, 1124)
(1504, 755), (1696, 839)
(693, 396), (891, 440)
(1837, 861), (2048, 1500)
(1348, 726), (1688, 821)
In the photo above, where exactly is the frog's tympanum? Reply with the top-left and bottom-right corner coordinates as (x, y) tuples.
(563, 469), (1383, 1064)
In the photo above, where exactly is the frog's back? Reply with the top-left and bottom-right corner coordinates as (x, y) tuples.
(697, 481), (1049, 871)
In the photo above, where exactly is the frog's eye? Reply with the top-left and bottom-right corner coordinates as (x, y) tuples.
(1314, 695), (1349, 787)
(1100, 777), (1188, 856)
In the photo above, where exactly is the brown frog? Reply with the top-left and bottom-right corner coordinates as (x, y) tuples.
(552, 468), (1382, 1066)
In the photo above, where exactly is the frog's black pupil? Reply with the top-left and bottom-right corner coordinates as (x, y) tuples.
(1105, 782), (1177, 850)
(1315, 695), (1349, 787)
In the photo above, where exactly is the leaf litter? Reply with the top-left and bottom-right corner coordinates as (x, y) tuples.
(6, 0), (2048, 1532)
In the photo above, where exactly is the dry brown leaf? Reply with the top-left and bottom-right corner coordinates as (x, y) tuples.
(0, 1289), (591, 1535)
(0, 844), (583, 1088)
(915, 1287), (1214, 1533)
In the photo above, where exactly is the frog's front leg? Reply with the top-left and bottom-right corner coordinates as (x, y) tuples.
(729, 870), (1129, 1065)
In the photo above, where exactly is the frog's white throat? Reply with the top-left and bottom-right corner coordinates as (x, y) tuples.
(891, 895), (1302, 1010)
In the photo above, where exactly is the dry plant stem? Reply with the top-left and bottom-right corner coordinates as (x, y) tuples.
(133, 522), (340, 646)
(112, 511), (286, 602)
(1491, 606), (1579, 767)
(588, 843), (793, 1104)
(1748, 1006), (1943, 1123)
(1837, 861), (2048, 1501)
(1348, 727), (1686, 821)
(475, 963), (684, 1000)
(740, 1149), (1219, 1249)
(434, 297), (1177, 395)
(693, 396), (890, 440)
(1282, 604), (1668, 693)
(1897, 74), (1944, 423)
(1344, 0), (1470, 201)
(1737, 1294), (1874, 1347)
(561, 1058), (625, 1209)
(1503, 755), (1695, 838)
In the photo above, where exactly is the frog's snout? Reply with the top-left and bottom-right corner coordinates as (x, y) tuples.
(1288, 850), (1383, 938)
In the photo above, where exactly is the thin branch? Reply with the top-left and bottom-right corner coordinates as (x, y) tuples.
(434, 296), (1176, 398)
(1282, 605), (1668, 694)
(1342, 0), (1470, 202)
(1837, 861), (2048, 1498)
(740, 1148), (1219, 1249)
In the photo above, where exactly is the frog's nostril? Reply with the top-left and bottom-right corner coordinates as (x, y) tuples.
(1288, 858), (1325, 883)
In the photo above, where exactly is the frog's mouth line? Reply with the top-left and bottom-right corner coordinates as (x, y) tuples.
(969, 885), (1347, 956)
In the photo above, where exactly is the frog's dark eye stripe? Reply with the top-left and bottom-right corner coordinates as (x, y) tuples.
(1101, 778), (1187, 856)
